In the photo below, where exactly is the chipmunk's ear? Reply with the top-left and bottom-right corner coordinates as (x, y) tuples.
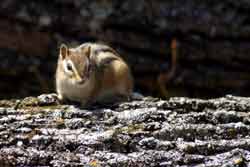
(82, 45), (91, 58)
(60, 43), (68, 59)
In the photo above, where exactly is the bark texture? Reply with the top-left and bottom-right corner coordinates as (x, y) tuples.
(1, 1), (250, 98)
(0, 94), (250, 166)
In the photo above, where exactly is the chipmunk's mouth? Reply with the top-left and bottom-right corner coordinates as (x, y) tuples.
(74, 75), (89, 85)
(75, 78), (85, 85)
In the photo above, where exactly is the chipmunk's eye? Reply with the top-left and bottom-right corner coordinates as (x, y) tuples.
(66, 63), (73, 71)
(63, 60), (74, 74)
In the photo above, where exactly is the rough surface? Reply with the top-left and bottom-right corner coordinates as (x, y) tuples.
(1, 1), (250, 98)
(1, 94), (250, 166)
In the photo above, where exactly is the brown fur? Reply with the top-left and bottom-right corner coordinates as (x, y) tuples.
(56, 43), (133, 106)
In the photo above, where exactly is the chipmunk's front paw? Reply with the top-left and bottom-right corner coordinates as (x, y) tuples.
(57, 94), (63, 101)
(56, 93), (69, 104)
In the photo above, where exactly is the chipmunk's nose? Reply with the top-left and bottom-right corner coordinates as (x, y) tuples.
(76, 78), (85, 84)
(74, 72), (85, 84)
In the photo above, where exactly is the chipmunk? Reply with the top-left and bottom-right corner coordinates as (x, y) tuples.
(56, 43), (133, 106)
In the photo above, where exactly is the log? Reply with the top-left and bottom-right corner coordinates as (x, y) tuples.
(0, 94), (250, 166)
(0, 1), (250, 98)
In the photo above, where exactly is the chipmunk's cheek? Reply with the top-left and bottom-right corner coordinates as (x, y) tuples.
(68, 74), (74, 80)
(63, 69), (73, 78)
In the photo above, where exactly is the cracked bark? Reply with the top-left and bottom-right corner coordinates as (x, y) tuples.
(0, 1), (250, 98)
(0, 94), (250, 166)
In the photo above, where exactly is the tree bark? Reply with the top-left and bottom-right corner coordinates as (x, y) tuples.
(0, 1), (250, 98)
(0, 94), (250, 166)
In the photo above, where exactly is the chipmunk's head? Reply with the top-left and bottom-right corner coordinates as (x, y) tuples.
(59, 44), (92, 85)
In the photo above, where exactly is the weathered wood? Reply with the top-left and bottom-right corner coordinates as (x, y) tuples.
(0, 94), (250, 166)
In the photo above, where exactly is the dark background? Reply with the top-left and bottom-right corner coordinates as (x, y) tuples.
(1, 0), (250, 99)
